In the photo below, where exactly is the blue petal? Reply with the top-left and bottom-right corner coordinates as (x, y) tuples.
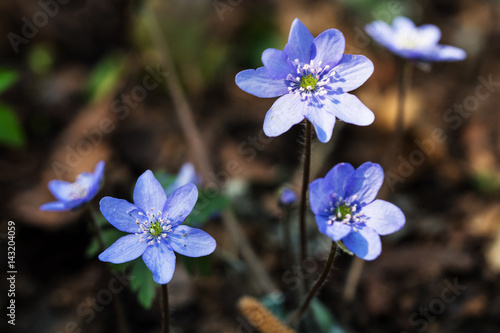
(235, 67), (289, 98)
(309, 178), (331, 216)
(311, 29), (345, 67)
(342, 226), (381, 260)
(263, 93), (306, 137)
(133, 170), (167, 215)
(280, 188), (297, 206)
(331, 55), (374, 92)
(142, 241), (176, 284)
(344, 162), (384, 204)
(365, 20), (394, 49)
(166, 163), (201, 196)
(315, 215), (352, 241)
(424, 45), (467, 62)
(417, 24), (441, 47)
(324, 162), (355, 196)
(40, 201), (68, 211)
(163, 183), (198, 225)
(100, 197), (143, 233)
(284, 18), (314, 64)
(304, 106), (336, 143)
(88, 160), (105, 197)
(98, 234), (147, 264)
(363, 200), (405, 235)
(48, 180), (74, 201)
(262, 48), (294, 79)
(169, 225), (216, 257)
(309, 163), (355, 215)
(392, 16), (416, 33)
(325, 93), (374, 126)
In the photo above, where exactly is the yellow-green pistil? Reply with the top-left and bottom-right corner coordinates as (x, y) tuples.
(149, 220), (163, 237)
(300, 74), (318, 91)
(335, 203), (352, 221)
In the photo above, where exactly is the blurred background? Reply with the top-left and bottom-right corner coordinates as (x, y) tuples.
(1, 0), (500, 332)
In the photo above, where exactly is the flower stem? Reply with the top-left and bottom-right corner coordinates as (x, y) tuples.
(394, 59), (412, 156)
(289, 241), (337, 325)
(344, 59), (413, 303)
(161, 284), (170, 333)
(379, 59), (413, 199)
(299, 120), (312, 263)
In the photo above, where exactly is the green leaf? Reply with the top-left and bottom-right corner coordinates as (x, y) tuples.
(180, 255), (213, 277)
(130, 259), (158, 309)
(260, 293), (286, 321)
(154, 170), (177, 191)
(27, 44), (54, 76)
(86, 54), (125, 102)
(336, 241), (354, 256)
(187, 189), (229, 226)
(0, 68), (19, 94)
(0, 103), (25, 148)
(310, 299), (345, 333)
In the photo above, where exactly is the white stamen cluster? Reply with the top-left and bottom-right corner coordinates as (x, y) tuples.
(394, 30), (423, 50)
(135, 208), (173, 246)
(325, 194), (365, 232)
(68, 175), (90, 199)
(286, 59), (335, 101)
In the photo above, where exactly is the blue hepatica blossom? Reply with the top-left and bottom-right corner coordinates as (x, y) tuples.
(235, 18), (375, 143)
(40, 160), (105, 211)
(309, 162), (405, 260)
(365, 16), (466, 62)
(166, 162), (202, 196)
(98, 170), (216, 284)
(279, 187), (297, 206)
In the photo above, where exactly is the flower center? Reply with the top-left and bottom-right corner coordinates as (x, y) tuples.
(68, 175), (90, 199)
(136, 208), (173, 245)
(286, 59), (335, 101)
(326, 195), (365, 231)
(394, 30), (427, 50)
(335, 203), (352, 221)
(300, 74), (318, 91)
(149, 220), (163, 237)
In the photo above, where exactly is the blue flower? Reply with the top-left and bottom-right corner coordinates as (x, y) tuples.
(365, 16), (466, 62)
(166, 163), (202, 196)
(235, 18), (374, 143)
(98, 170), (216, 284)
(279, 187), (297, 206)
(309, 162), (405, 260)
(40, 161), (105, 211)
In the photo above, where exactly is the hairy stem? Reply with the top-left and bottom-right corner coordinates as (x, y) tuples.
(289, 241), (338, 325)
(299, 120), (313, 263)
(161, 284), (170, 333)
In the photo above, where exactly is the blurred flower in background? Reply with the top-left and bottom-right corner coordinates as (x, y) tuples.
(165, 162), (202, 195)
(279, 187), (297, 207)
(365, 16), (466, 62)
(40, 160), (105, 211)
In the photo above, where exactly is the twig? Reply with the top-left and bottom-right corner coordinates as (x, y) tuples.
(142, 2), (276, 295)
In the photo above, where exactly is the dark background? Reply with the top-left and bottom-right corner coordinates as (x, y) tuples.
(1, 0), (500, 332)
